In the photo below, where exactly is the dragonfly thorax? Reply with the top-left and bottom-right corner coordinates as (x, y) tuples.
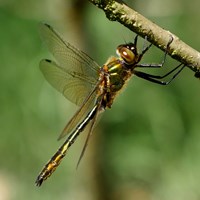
(99, 56), (133, 109)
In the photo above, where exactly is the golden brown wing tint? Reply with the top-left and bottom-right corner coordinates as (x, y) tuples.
(57, 81), (100, 140)
(39, 23), (99, 106)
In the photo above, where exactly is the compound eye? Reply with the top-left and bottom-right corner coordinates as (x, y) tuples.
(117, 46), (135, 64)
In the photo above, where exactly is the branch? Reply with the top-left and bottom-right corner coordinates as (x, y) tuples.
(89, 0), (200, 73)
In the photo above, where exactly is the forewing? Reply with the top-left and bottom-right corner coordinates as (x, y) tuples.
(39, 23), (101, 136)
(39, 23), (99, 85)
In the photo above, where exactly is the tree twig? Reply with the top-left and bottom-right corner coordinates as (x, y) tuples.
(89, 0), (200, 74)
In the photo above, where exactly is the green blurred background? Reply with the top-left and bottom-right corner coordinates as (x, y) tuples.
(1, 0), (200, 199)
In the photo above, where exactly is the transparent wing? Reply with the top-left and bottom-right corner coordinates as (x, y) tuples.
(76, 96), (103, 167)
(39, 23), (100, 106)
(58, 81), (99, 140)
(40, 59), (98, 106)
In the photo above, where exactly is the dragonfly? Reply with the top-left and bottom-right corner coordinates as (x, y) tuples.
(35, 23), (185, 186)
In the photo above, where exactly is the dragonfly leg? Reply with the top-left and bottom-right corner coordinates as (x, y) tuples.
(141, 36), (153, 56)
(136, 35), (153, 61)
(133, 63), (185, 85)
(137, 35), (173, 68)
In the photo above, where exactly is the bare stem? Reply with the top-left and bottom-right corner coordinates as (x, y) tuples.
(89, 0), (200, 73)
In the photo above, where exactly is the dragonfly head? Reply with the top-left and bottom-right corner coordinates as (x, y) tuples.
(116, 43), (138, 65)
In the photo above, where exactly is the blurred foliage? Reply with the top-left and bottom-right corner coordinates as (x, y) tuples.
(0, 0), (200, 200)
